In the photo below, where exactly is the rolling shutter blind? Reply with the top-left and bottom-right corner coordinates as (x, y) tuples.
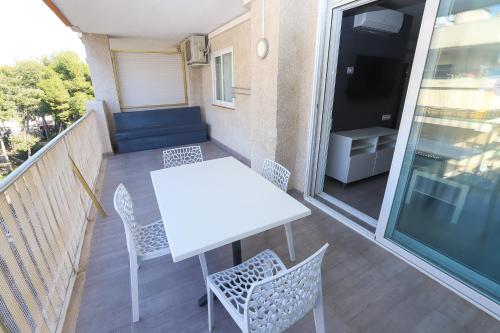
(113, 52), (186, 109)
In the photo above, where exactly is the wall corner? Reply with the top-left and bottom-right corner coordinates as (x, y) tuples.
(86, 100), (114, 153)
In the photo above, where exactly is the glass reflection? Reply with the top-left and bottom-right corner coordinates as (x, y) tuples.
(387, 1), (500, 303)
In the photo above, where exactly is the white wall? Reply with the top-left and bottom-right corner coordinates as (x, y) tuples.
(81, 33), (121, 142)
(82, 2), (322, 190)
(109, 37), (178, 52)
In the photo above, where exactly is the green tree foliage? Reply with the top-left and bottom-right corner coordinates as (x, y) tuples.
(0, 90), (15, 171)
(39, 51), (94, 128)
(9, 133), (40, 155)
(0, 66), (21, 121)
(0, 51), (93, 161)
(0, 62), (43, 158)
(0, 89), (16, 122)
(38, 71), (70, 118)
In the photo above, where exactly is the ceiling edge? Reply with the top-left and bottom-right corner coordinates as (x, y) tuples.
(41, 0), (72, 26)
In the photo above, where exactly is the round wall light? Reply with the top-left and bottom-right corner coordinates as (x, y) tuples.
(256, 38), (269, 59)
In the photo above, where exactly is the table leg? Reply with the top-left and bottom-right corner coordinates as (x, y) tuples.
(232, 240), (242, 266)
(198, 240), (243, 307)
(198, 294), (208, 307)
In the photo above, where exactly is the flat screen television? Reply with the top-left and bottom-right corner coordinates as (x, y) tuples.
(347, 55), (402, 100)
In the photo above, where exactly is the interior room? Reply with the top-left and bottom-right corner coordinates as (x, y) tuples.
(322, 0), (426, 223)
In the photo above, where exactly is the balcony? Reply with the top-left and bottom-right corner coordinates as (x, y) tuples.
(74, 144), (498, 331)
(0, 106), (497, 332)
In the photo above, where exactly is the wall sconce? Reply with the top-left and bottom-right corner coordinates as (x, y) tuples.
(256, 38), (269, 59)
(256, 0), (268, 59)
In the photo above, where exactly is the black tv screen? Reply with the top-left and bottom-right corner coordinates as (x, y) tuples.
(347, 55), (401, 100)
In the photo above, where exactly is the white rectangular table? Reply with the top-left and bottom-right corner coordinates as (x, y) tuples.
(150, 156), (311, 263)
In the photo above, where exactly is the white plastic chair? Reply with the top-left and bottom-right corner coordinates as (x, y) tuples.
(162, 144), (210, 300)
(261, 159), (296, 261)
(207, 244), (329, 333)
(114, 183), (209, 322)
(163, 145), (203, 169)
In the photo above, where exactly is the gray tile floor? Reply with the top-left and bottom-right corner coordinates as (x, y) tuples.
(323, 174), (389, 219)
(76, 141), (499, 332)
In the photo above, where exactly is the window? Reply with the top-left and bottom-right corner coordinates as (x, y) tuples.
(212, 48), (234, 108)
(113, 51), (187, 109)
(385, 0), (500, 304)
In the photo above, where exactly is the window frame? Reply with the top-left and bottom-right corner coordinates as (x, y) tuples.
(211, 47), (235, 109)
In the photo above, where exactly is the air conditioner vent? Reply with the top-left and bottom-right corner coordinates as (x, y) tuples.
(183, 35), (208, 66)
(354, 9), (404, 34)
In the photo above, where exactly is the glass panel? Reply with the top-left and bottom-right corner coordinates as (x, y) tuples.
(222, 53), (233, 103)
(215, 56), (222, 100)
(386, 0), (500, 303)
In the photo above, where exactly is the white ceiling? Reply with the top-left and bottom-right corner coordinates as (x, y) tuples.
(53, 0), (247, 41)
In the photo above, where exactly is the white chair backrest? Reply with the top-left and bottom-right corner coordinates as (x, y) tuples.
(163, 145), (203, 169)
(261, 159), (290, 192)
(113, 183), (138, 257)
(244, 244), (329, 332)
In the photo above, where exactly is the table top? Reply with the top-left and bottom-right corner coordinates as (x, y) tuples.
(150, 157), (311, 262)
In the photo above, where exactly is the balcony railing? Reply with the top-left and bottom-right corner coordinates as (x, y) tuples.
(0, 111), (104, 332)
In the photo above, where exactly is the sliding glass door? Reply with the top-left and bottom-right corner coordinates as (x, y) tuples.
(385, 0), (500, 304)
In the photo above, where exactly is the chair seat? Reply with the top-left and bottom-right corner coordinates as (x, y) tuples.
(207, 250), (286, 320)
(134, 220), (170, 258)
(115, 183), (209, 323)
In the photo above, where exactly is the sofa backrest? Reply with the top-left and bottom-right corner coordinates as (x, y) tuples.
(113, 106), (202, 132)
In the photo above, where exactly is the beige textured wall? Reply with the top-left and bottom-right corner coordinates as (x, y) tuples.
(189, 0), (320, 190)
(81, 1), (322, 191)
(85, 100), (113, 153)
(276, 0), (320, 190)
(188, 66), (203, 108)
(249, 0), (281, 171)
(245, 0), (320, 190)
(81, 34), (121, 142)
(189, 20), (253, 159)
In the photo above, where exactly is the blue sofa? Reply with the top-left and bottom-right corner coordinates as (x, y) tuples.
(113, 107), (208, 153)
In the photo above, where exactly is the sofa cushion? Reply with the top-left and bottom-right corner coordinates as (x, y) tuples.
(112, 106), (208, 153)
(113, 107), (202, 132)
(115, 123), (207, 140)
(116, 130), (208, 153)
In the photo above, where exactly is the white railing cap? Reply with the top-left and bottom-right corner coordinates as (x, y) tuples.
(0, 111), (94, 193)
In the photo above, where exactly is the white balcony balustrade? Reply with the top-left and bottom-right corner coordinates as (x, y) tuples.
(0, 111), (105, 332)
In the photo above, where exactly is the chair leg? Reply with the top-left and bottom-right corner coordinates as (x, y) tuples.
(207, 285), (214, 332)
(284, 223), (296, 261)
(130, 259), (140, 322)
(313, 286), (325, 333)
(199, 253), (209, 286)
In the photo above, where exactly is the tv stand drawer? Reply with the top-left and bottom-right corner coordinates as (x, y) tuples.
(347, 153), (376, 183)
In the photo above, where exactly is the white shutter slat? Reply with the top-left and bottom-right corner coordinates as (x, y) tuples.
(114, 52), (186, 108)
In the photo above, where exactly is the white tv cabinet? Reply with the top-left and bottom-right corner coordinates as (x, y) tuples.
(325, 127), (398, 184)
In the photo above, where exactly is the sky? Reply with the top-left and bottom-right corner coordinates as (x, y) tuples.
(0, 0), (86, 65)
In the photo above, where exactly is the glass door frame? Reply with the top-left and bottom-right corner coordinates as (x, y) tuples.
(304, 0), (500, 319)
(374, 0), (500, 318)
(303, 0), (389, 238)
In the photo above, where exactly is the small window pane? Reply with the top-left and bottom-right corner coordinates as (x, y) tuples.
(222, 53), (233, 102)
(215, 56), (222, 100)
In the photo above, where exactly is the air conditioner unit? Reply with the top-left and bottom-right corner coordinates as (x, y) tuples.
(354, 9), (404, 34)
(184, 35), (208, 65)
